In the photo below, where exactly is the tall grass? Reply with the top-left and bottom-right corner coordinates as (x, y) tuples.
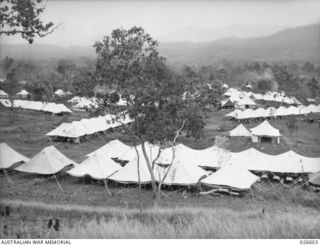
(1, 199), (319, 239)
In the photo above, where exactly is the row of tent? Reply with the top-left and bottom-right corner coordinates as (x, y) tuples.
(222, 88), (301, 105)
(46, 114), (132, 141)
(2, 140), (319, 191)
(0, 99), (72, 114)
(226, 104), (320, 120)
(68, 97), (99, 111)
(68, 96), (127, 111)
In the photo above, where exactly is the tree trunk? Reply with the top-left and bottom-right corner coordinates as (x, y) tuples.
(140, 141), (158, 207)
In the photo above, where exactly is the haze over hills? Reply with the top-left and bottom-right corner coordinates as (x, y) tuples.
(1, 24), (319, 67)
(157, 25), (288, 43)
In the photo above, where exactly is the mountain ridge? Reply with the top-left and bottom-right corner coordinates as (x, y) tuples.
(0, 24), (319, 65)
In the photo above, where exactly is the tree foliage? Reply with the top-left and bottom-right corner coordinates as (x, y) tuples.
(94, 27), (205, 205)
(0, 0), (57, 43)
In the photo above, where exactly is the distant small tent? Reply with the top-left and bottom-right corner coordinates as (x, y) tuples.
(236, 97), (256, 109)
(222, 83), (229, 89)
(228, 124), (251, 137)
(68, 152), (121, 180)
(0, 143), (29, 169)
(15, 146), (77, 174)
(200, 164), (259, 190)
(54, 89), (66, 97)
(221, 99), (234, 109)
(250, 120), (281, 144)
(0, 90), (9, 99)
(16, 89), (30, 98)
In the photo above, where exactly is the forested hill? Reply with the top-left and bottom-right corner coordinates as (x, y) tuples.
(1, 24), (319, 66)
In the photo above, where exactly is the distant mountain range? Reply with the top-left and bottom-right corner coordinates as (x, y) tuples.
(1, 24), (319, 66)
(157, 25), (288, 43)
(158, 23), (320, 66)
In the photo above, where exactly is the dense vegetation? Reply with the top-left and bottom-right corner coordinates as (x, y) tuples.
(0, 56), (319, 104)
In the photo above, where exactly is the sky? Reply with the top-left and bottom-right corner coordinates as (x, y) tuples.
(1, 0), (320, 46)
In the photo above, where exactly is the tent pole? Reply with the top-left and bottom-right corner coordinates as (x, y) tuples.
(3, 169), (14, 185)
(53, 174), (64, 192)
(104, 179), (112, 196)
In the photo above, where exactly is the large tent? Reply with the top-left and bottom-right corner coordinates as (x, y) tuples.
(276, 151), (320, 173)
(156, 144), (227, 169)
(200, 164), (259, 190)
(229, 124), (251, 137)
(15, 146), (77, 174)
(86, 139), (134, 160)
(108, 156), (153, 184)
(155, 159), (208, 186)
(250, 120), (281, 144)
(0, 143), (30, 169)
(229, 148), (276, 173)
(67, 152), (121, 179)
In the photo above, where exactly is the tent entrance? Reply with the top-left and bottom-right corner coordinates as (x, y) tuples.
(260, 136), (272, 143)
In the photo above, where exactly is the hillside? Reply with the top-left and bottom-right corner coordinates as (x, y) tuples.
(0, 24), (319, 66)
(157, 24), (287, 43)
(158, 24), (320, 66)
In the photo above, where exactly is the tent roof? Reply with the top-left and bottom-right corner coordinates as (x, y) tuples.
(0, 90), (8, 96)
(201, 164), (259, 190)
(15, 146), (77, 174)
(309, 172), (320, 186)
(221, 99), (234, 108)
(67, 152), (121, 179)
(156, 160), (208, 185)
(86, 139), (134, 159)
(108, 156), (153, 184)
(236, 97), (256, 106)
(229, 124), (251, 137)
(16, 89), (30, 95)
(54, 89), (65, 95)
(0, 143), (30, 169)
(250, 120), (281, 137)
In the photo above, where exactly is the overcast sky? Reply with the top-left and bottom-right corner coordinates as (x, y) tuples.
(1, 0), (320, 45)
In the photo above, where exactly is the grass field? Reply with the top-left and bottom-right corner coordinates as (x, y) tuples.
(0, 107), (320, 238)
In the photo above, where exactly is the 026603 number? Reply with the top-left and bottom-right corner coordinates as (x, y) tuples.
(300, 240), (318, 245)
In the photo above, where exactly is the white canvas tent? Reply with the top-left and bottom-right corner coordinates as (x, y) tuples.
(86, 139), (134, 160)
(42, 103), (72, 114)
(200, 164), (259, 190)
(250, 120), (281, 144)
(67, 152), (121, 179)
(230, 148), (275, 172)
(274, 151), (320, 173)
(0, 90), (8, 98)
(0, 143), (30, 169)
(15, 146), (77, 174)
(155, 160), (208, 186)
(235, 97), (256, 109)
(16, 89), (30, 97)
(228, 124), (251, 137)
(108, 156), (153, 184)
(54, 89), (65, 97)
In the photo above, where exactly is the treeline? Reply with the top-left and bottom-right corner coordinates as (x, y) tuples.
(0, 56), (319, 103)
